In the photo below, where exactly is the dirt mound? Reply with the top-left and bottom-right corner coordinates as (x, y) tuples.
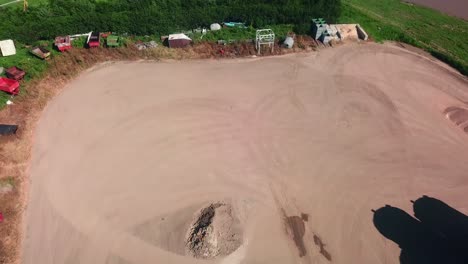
(185, 203), (242, 259)
(444, 106), (468, 133)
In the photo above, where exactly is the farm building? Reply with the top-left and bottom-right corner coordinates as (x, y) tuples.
(168, 34), (192, 48)
(0, 39), (16, 57)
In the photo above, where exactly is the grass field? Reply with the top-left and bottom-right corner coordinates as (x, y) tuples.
(339, 0), (468, 75)
(0, 44), (49, 105)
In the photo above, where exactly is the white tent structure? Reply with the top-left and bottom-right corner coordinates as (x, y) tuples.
(255, 29), (275, 55)
(0, 39), (16, 57)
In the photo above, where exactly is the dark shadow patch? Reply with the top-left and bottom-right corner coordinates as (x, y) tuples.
(285, 216), (307, 257)
(301, 213), (309, 222)
(313, 234), (332, 261)
(373, 196), (468, 264)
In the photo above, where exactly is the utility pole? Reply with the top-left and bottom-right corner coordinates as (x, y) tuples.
(23, 0), (28, 12)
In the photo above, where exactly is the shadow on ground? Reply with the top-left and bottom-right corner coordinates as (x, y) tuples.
(373, 195), (468, 264)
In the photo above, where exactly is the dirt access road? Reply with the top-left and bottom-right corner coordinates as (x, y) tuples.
(22, 43), (468, 264)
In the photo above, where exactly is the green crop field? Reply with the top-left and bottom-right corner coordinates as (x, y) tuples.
(339, 0), (468, 75)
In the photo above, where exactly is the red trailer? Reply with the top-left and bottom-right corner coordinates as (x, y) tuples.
(55, 36), (72, 52)
(5, 66), (25, 81)
(87, 32), (100, 48)
(0, 78), (20, 95)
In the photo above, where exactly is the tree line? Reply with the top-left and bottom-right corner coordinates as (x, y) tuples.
(0, 0), (341, 43)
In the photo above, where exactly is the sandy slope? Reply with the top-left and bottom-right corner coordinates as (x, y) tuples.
(22, 43), (468, 264)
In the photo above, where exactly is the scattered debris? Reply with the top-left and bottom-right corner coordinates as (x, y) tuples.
(223, 22), (247, 28)
(283, 34), (295, 49)
(312, 18), (329, 40)
(5, 66), (25, 81)
(0, 39), (16, 57)
(87, 31), (100, 48)
(55, 36), (72, 52)
(0, 124), (19, 135)
(31, 46), (51, 60)
(135, 41), (158, 50)
(186, 202), (242, 259)
(313, 19), (368, 44)
(255, 29), (275, 55)
(0, 78), (20, 95)
(6, 100), (13, 105)
(168, 33), (192, 48)
(334, 24), (359, 41)
(106, 35), (121, 47)
(0, 183), (13, 195)
(69, 32), (91, 41)
(210, 23), (221, 31)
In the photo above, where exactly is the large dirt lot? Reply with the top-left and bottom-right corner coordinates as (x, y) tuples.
(22, 43), (468, 264)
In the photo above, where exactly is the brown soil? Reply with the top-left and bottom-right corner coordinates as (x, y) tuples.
(0, 41), (315, 264)
(0, 39), (466, 264)
(444, 106), (468, 133)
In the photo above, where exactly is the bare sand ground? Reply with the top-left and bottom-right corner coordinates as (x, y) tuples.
(22, 43), (468, 264)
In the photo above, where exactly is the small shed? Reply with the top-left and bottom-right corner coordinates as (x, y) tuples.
(168, 34), (192, 48)
(0, 40), (16, 57)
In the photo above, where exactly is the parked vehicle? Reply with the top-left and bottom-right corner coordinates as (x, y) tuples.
(87, 32), (100, 48)
(31, 46), (51, 60)
(55, 36), (72, 52)
(5, 66), (25, 81)
(0, 77), (20, 95)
